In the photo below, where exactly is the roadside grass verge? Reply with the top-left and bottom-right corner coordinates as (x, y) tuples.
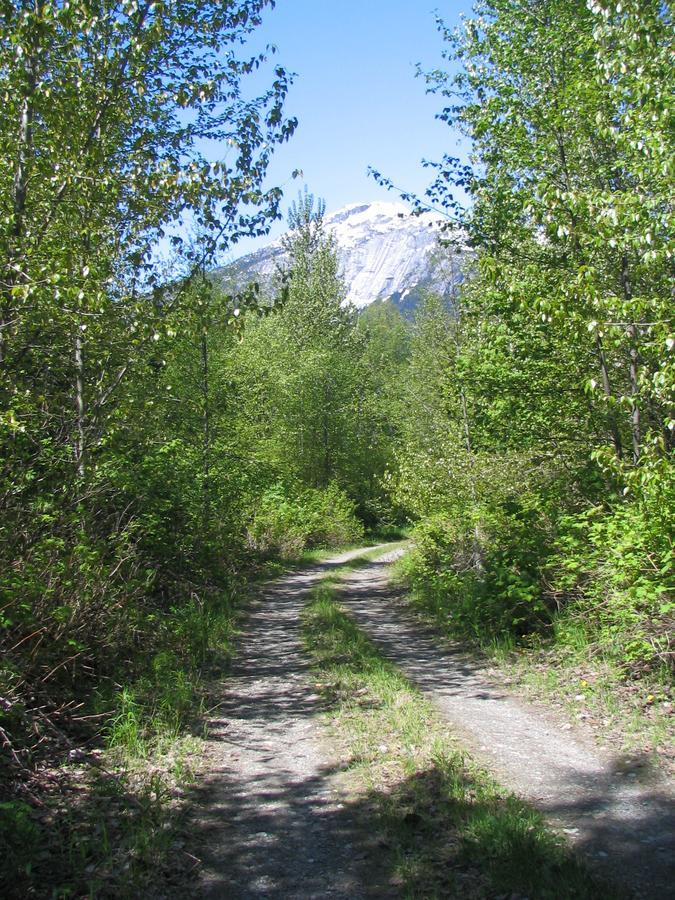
(1, 697), (204, 900)
(301, 579), (620, 900)
(1, 734), (202, 899)
(390, 553), (674, 767)
(494, 644), (674, 765)
(1, 590), (239, 899)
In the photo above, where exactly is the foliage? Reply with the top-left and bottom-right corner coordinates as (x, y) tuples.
(222, 191), (408, 528)
(3, 0), (672, 889)
(388, 0), (673, 674)
(246, 481), (364, 559)
(0, 800), (38, 890)
(0, 3), (304, 891)
(548, 469), (674, 674)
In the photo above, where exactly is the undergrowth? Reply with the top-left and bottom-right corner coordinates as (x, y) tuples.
(394, 479), (673, 681)
(1, 582), (238, 898)
(393, 480), (674, 759)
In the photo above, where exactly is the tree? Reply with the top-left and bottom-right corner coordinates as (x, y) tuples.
(244, 191), (355, 487)
(388, 0), (674, 664)
(1, 0), (296, 498)
(0, 0), (298, 780)
(422, 0), (673, 479)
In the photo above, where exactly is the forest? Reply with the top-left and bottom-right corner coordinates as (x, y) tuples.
(1, 0), (672, 896)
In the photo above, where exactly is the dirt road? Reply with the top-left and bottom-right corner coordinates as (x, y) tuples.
(338, 551), (675, 899)
(186, 546), (674, 899)
(188, 547), (389, 899)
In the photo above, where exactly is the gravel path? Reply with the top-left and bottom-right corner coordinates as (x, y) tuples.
(187, 546), (393, 900)
(338, 551), (675, 900)
(186, 546), (674, 899)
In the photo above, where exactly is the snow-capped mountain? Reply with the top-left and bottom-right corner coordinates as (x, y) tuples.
(218, 201), (465, 312)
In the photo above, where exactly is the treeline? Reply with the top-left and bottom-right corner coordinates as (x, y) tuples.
(217, 192), (407, 555)
(1, 2), (408, 858)
(1, 0), (672, 886)
(389, 0), (673, 675)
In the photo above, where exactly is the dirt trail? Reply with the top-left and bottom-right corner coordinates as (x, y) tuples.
(338, 551), (675, 899)
(187, 546), (393, 899)
(186, 546), (674, 899)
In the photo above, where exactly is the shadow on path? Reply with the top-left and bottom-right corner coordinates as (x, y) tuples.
(182, 547), (392, 899)
(176, 548), (672, 899)
(338, 556), (675, 900)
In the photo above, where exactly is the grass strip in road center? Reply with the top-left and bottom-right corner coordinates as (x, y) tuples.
(301, 576), (621, 900)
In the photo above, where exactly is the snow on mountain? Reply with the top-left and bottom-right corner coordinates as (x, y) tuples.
(219, 201), (465, 311)
(326, 202), (440, 308)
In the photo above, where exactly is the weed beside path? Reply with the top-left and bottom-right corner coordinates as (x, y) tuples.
(493, 647), (674, 774)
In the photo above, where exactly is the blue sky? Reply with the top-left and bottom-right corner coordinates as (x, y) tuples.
(227, 0), (471, 259)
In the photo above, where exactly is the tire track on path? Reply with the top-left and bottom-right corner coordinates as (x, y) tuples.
(187, 545), (393, 900)
(337, 551), (675, 899)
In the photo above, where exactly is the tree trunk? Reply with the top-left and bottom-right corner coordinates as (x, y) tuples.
(74, 329), (85, 478)
(321, 376), (331, 488)
(201, 326), (211, 529)
(459, 381), (484, 574)
(552, 127), (627, 465)
(1, 41), (37, 365)
(621, 255), (641, 463)
(594, 333), (624, 461)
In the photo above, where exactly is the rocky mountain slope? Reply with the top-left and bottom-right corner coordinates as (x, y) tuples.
(218, 201), (466, 312)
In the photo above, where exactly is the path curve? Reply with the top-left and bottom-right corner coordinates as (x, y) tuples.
(338, 550), (675, 899)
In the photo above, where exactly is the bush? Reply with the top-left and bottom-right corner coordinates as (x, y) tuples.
(548, 472), (674, 674)
(401, 500), (553, 644)
(0, 801), (38, 891)
(401, 468), (674, 678)
(246, 481), (364, 559)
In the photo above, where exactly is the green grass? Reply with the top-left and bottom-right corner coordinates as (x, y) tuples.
(301, 580), (621, 900)
(506, 648), (673, 760)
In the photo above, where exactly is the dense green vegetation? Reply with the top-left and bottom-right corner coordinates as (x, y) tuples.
(0, 0), (672, 893)
(384, 0), (673, 680)
(0, 2), (389, 892)
(0, 2), (407, 886)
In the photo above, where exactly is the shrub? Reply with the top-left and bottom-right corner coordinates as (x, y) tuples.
(401, 500), (553, 644)
(402, 469), (674, 677)
(548, 472), (674, 674)
(246, 481), (364, 559)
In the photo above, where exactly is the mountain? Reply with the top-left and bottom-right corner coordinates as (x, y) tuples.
(218, 201), (466, 312)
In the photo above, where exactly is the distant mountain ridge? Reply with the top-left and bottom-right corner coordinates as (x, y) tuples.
(216, 201), (466, 312)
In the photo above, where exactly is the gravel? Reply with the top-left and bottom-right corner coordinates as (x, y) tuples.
(184, 546), (674, 899)
(338, 551), (675, 900)
(187, 547), (394, 899)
